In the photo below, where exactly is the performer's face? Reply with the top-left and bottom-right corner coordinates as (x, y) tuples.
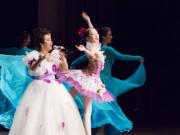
(87, 28), (99, 43)
(24, 35), (31, 47)
(41, 34), (53, 52)
(104, 30), (113, 44)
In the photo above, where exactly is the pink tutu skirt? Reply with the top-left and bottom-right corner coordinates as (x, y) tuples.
(60, 70), (113, 102)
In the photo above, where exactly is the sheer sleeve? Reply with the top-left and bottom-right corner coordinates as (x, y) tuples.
(50, 49), (62, 66)
(22, 50), (39, 68)
(107, 46), (143, 61)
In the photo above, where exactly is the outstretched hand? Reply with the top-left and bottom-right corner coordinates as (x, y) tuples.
(75, 44), (86, 52)
(81, 11), (94, 28)
(81, 11), (90, 21)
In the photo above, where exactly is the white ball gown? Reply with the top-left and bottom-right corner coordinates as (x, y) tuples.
(8, 50), (86, 135)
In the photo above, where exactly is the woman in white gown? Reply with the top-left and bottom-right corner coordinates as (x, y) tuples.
(8, 28), (86, 135)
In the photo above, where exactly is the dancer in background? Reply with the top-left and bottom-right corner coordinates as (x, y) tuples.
(15, 31), (33, 55)
(0, 31), (33, 55)
(70, 12), (146, 135)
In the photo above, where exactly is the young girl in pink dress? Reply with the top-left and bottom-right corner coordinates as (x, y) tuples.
(60, 28), (113, 135)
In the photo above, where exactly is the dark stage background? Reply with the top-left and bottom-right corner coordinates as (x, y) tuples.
(0, 0), (180, 128)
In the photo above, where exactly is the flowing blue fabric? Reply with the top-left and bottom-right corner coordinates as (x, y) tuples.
(0, 54), (32, 128)
(0, 47), (33, 128)
(71, 45), (146, 134)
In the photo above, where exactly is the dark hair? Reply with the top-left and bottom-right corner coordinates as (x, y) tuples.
(99, 27), (111, 42)
(84, 28), (91, 39)
(82, 28), (98, 40)
(78, 28), (91, 44)
(17, 31), (30, 47)
(32, 28), (51, 51)
(85, 27), (99, 38)
(78, 27), (99, 44)
(78, 28), (91, 39)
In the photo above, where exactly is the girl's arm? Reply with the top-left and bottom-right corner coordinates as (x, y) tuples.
(81, 12), (94, 28)
(75, 45), (94, 58)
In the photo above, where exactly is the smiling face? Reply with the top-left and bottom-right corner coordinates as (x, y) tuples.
(40, 34), (53, 52)
(103, 30), (113, 44)
(86, 28), (99, 43)
(23, 35), (31, 47)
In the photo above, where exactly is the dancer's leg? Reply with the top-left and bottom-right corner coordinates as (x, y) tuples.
(83, 96), (92, 135)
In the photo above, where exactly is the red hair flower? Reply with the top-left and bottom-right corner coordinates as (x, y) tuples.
(78, 27), (86, 38)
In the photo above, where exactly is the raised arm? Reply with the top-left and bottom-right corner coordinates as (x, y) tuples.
(81, 12), (94, 28)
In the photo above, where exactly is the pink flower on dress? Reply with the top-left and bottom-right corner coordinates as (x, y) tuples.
(43, 79), (51, 83)
(52, 64), (57, 72)
(44, 69), (48, 75)
(60, 122), (65, 129)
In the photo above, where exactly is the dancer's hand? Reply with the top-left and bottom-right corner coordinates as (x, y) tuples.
(30, 53), (45, 70)
(81, 11), (94, 28)
(81, 11), (90, 22)
(75, 45), (86, 52)
(59, 51), (66, 59)
(39, 53), (46, 61)
(76, 44), (94, 57)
